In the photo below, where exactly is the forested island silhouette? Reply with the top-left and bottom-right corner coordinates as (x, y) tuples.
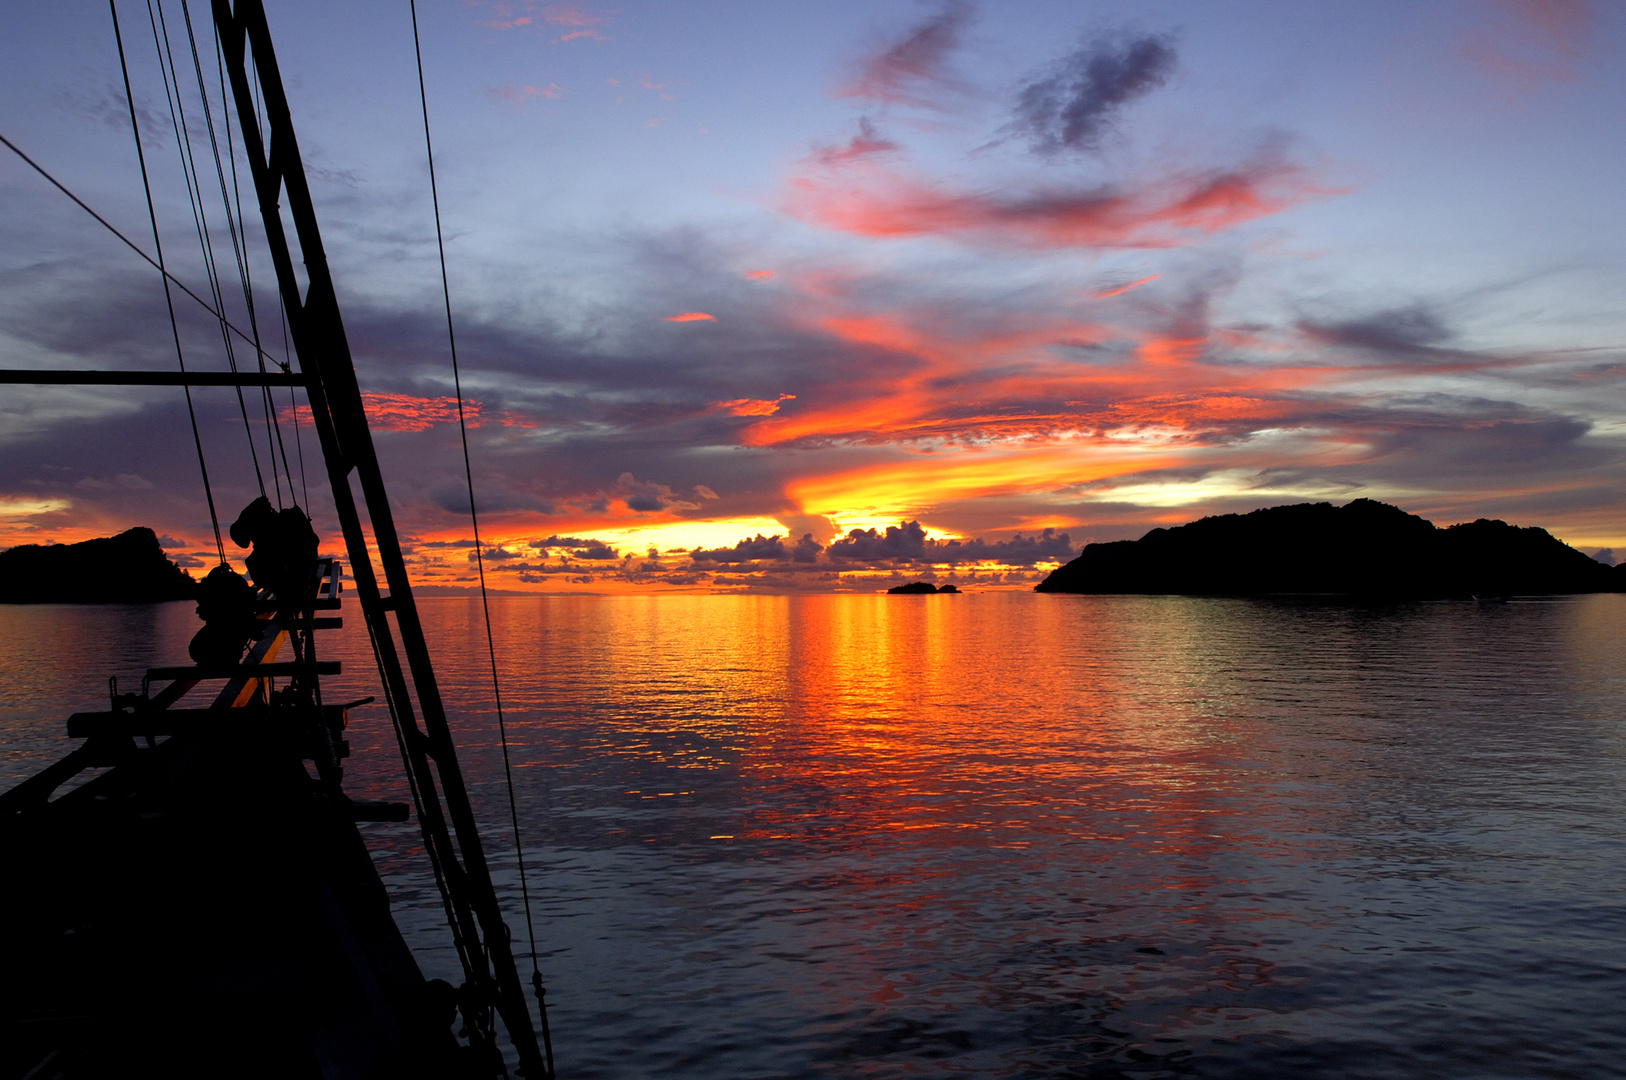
(1036, 498), (1621, 598)
(0, 527), (196, 603)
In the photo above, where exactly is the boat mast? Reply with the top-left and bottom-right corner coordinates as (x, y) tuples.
(209, 2), (549, 1074)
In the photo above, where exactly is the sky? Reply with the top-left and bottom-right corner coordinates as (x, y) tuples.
(1, 0), (1624, 592)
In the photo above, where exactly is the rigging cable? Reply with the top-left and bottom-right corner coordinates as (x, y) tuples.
(410, 3), (555, 1074)
(110, 0), (225, 563)
(281, 291), (311, 511)
(247, 56), (306, 511)
(147, 0), (266, 497)
(0, 131), (285, 371)
(215, 25), (296, 508)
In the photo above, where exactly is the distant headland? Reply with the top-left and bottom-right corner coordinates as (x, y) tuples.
(1035, 499), (1622, 598)
(888, 581), (961, 594)
(0, 527), (198, 604)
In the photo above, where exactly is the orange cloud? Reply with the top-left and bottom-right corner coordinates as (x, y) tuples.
(743, 269), (775, 280)
(1095, 274), (1160, 299)
(718, 267), (1409, 455)
(713, 394), (795, 417)
(276, 393), (536, 433)
(1137, 336), (1206, 366)
(664, 312), (716, 322)
(784, 156), (1337, 250)
(359, 393), (476, 432)
(788, 444), (1173, 524)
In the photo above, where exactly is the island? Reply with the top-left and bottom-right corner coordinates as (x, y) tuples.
(888, 582), (961, 594)
(1035, 499), (1622, 598)
(0, 527), (199, 603)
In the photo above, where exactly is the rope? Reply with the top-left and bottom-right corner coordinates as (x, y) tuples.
(110, 0), (225, 563)
(281, 293), (311, 510)
(243, 57), (301, 508)
(410, 5), (553, 1074)
(148, 0), (265, 497)
(208, 3), (294, 507)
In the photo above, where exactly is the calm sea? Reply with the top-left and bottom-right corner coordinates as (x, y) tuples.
(4, 593), (1626, 1078)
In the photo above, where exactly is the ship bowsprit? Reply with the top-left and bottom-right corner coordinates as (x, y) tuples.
(0, 559), (476, 1080)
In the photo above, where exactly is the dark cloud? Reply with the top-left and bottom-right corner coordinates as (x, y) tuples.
(688, 532), (824, 564)
(1302, 304), (1455, 355)
(532, 535), (620, 560)
(930, 528), (1077, 565)
(828, 520), (929, 561)
(790, 533), (822, 563)
(692, 533), (794, 563)
(837, 1), (973, 107)
(428, 483), (556, 516)
(1011, 32), (1177, 156)
(52, 83), (171, 142)
(824, 521), (1076, 565)
(610, 472), (696, 513)
(530, 535), (593, 549)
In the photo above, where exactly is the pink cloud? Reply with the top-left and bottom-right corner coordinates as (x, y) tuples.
(835, 1), (972, 108)
(544, 4), (605, 26)
(486, 83), (565, 106)
(743, 269), (775, 280)
(806, 118), (899, 168)
(1095, 275), (1160, 299)
(1463, 0), (1593, 94)
(784, 153), (1339, 250)
(664, 312), (717, 322)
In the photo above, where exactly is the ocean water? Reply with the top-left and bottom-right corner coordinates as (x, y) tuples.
(4, 592), (1626, 1078)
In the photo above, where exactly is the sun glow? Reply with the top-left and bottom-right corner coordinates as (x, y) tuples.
(790, 444), (1174, 524)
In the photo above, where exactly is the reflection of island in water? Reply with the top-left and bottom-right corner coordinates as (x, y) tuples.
(1037, 499), (1623, 598)
(888, 581), (962, 594)
(0, 527), (197, 603)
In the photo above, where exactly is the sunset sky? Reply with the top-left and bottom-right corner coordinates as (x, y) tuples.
(1, 0), (1623, 590)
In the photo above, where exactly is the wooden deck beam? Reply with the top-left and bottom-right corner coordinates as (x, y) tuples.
(0, 369), (305, 387)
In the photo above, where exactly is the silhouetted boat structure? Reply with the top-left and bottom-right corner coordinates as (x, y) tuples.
(0, 3), (551, 1077)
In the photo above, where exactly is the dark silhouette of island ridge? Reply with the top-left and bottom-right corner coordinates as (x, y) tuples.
(1035, 499), (1622, 598)
(0, 527), (198, 603)
(888, 581), (961, 594)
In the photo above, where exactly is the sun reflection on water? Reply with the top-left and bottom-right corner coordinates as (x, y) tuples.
(6, 593), (1626, 1077)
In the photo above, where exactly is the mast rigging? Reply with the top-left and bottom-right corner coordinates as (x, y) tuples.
(210, 0), (552, 1072)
